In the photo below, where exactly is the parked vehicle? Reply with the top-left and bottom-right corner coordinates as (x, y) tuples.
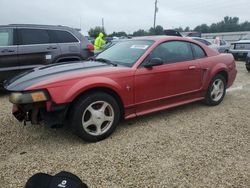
(246, 52), (250, 72)
(189, 37), (218, 51)
(218, 40), (231, 53)
(182, 32), (201, 38)
(86, 36), (95, 44)
(94, 39), (122, 54)
(5, 36), (237, 142)
(0, 24), (94, 85)
(229, 34), (250, 59)
(164, 29), (182, 37)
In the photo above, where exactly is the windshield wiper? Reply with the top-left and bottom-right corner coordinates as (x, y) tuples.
(89, 57), (117, 67)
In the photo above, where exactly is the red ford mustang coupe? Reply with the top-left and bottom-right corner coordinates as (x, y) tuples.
(5, 36), (237, 142)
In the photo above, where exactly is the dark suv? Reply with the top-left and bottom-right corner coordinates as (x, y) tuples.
(0, 24), (94, 85)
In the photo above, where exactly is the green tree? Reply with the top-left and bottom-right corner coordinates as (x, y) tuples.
(194, 24), (209, 33)
(88, 26), (106, 38)
(109, 31), (127, 37)
(149, 25), (164, 35)
(155, 25), (164, 35)
(193, 16), (245, 33)
(184, 27), (190, 32)
(240, 21), (250, 31)
(133, 29), (148, 36)
(174, 27), (184, 32)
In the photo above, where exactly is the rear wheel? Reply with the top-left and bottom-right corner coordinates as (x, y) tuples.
(204, 74), (226, 106)
(246, 60), (250, 72)
(69, 92), (120, 142)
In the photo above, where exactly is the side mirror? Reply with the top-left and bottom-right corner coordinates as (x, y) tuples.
(144, 58), (164, 68)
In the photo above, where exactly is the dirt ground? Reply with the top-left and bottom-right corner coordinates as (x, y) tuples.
(0, 61), (249, 188)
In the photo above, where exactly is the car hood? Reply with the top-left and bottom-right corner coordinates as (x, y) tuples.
(4, 61), (118, 91)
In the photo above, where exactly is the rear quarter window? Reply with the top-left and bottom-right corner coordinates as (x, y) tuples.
(0, 28), (13, 46)
(191, 43), (207, 59)
(48, 30), (79, 43)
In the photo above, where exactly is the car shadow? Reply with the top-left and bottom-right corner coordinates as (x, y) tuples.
(4, 101), (205, 145)
(117, 101), (205, 131)
(13, 102), (205, 145)
(0, 88), (9, 96)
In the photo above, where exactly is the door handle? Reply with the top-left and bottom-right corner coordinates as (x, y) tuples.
(188, 65), (196, 70)
(47, 46), (57, 50)
(1, 49), (15, 53)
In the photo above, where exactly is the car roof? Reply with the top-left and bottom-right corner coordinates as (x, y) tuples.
(235, 40), (250, 43)
(118, 35), (214, 45)
(131, 35), (186, 42)
(0, 24), (77, 30)
(0, 24), (85, 41)
(189, 37), (207, 40)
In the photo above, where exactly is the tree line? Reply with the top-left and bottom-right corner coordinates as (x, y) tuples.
(88, 16), (250, 37)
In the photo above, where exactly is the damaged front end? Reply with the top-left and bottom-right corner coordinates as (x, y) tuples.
(9, 90), (69, 127)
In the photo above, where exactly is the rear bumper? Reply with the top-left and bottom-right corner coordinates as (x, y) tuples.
(229, 49), (249, 59)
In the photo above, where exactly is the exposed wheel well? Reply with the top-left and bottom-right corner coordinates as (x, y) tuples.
(217, 71), (228, 84)
(68, 87), (125, 120)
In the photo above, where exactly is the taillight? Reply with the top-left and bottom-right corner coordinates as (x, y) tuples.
(87, 44), (94, 52)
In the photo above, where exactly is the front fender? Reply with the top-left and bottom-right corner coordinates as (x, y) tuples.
(47, 77), (124, 104)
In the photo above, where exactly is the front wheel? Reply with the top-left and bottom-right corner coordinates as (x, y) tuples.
(246, 65), (250, 73)
(204, 75), (226, 106)
(69, 92), (121, 142)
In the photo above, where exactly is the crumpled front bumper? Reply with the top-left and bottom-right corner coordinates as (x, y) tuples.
(12, 103), (41, 124)
(12, 102), (69, 127)
(12, 104), (26, 122)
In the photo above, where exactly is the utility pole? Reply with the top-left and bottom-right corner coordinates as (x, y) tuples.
(102, 18), (104, 32)
(80, 17), (82, 31)
(153, 0), (158, 29)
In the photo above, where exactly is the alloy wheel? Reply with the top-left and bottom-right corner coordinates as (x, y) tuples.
(211, 79), (225, 102)
(82, 101), (114, 136)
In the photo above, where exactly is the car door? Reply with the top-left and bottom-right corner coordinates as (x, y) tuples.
(219, 40), (228, 53)
(134, 41), (203, 114)
(47, 29), (80, 61)
(0, 27), (18, 83)
(17, 28), (61, 72)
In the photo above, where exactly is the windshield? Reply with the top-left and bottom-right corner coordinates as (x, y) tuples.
(96, 40), (154, 67)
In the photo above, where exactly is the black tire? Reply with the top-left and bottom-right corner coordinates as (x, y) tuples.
(204, 74), (226, 106)
(69, 92), (120, 142)
(246, 65), (250, 73)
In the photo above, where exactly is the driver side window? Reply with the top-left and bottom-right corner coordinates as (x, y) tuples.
(148, 41), (194, 64)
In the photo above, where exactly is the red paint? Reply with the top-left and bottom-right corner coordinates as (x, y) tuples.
(26, 36), (237, 119)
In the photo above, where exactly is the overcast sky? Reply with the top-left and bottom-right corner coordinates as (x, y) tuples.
(1, 0), (250, 35)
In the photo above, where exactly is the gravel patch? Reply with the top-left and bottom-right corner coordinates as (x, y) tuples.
(0, 61), (249, 187)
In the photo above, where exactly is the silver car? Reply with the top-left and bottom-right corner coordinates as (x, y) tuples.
(229, 34), (250, 59)
(217, 40), (231, 53)
(189, 37), (218, 51)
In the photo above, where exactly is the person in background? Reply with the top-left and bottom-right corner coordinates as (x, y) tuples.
(94, 32), (106, 50)
(213, 36), (220, 47)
